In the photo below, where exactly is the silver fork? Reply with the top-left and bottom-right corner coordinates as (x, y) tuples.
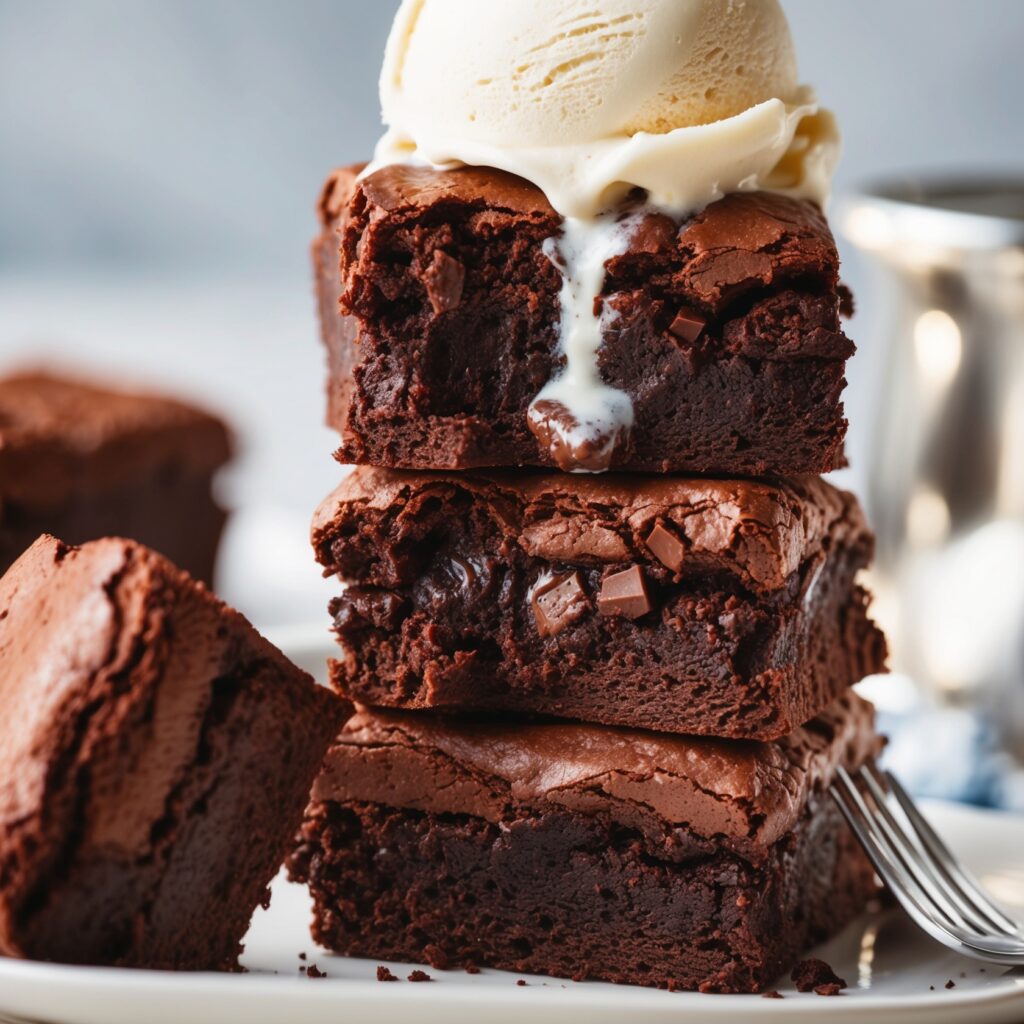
(832, 762), (1024, 965)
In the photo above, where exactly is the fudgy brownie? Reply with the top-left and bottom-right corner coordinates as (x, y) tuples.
(0, 535), (348, 970)
(316, 163), (853, 474)
(0, 372), (232, 582)
(313, 467), (886, 739)
(290, 693), (880, 993)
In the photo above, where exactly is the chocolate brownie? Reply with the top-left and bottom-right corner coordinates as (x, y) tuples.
(316, 163), (853, 474)
(0, 372), (232, 582)
(313, 467), (886, 739)
(290, 694), (881, 994)
(0, 535), (348, 970)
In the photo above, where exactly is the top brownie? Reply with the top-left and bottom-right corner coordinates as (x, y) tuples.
(316, 163), (853, 474)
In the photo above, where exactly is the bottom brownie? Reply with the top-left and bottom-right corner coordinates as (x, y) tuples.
(290, 696), (880, 993)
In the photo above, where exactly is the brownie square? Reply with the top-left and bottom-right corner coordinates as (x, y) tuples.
(313, 467), (886, 739)
(0, 535), (348, 970)
(290, 694), (881, 993)
(0, 371), (232, 582)
(316, 163), (854, 475)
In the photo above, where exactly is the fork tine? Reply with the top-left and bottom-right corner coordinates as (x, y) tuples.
(834, 767), (1024, 964)
(881, 768), (1024, 937)
(834, 768), (965, 930)
(856, 765), (1014, 937)
(832, 774), (976, 945)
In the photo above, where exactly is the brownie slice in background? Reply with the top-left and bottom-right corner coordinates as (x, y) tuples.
(313, 467), (886, 739)
(290, 694), (881, 994)
(0, 535), (348, 971)
(0, 371), (232, 582)
(316, 163), (853, 475)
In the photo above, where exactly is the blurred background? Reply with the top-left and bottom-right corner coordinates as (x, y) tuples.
(2, 2), (1023, 801)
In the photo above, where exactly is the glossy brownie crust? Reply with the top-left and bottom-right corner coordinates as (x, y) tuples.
(0, 372), (232, 582)
(291, 697), (880, 993)
(313, 468), (886, 739)
(0, 536), (347, 970)
(316, 163), (853, 474)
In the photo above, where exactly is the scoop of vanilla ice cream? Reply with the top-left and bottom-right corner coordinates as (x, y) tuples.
(382, 0), (798, 144)
(374, 0), (838, 219)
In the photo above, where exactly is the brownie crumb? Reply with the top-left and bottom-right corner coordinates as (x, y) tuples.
(791, 958), (847, 993)
(305, 964), (326, 979)
(762, 990), (784, 999)
(930, 985), (935, 991)
(465, 965), (481, 975)
(945, 979), (956, 989)
(376, 966), (398, 982)
(408, 970), (432, 982)
(517, 979), (527, 986)
(298, 952), (307, 961)
(814, 982), (843, 997)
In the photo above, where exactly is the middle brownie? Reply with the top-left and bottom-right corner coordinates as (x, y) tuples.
(314, 467), (886, 739)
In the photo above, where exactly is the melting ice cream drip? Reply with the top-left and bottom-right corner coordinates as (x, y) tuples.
(527, 212), (642, 473)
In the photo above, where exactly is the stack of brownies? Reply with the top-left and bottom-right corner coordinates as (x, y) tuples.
(292, 161), (888, 993)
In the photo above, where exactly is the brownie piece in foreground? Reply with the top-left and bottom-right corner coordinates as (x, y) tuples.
(316, 163), (853, 474)
(313, 467), (886, 739)
(290, 694), (880, 993)
(0, 371), (232, 582)
(0, 535), (348, 970)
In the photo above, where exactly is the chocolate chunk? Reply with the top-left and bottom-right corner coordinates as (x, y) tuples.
(668, 307), (708, 344)
(532, 571), (589, 637)
(645, 521), (685, 573)
(527, 398), (624, 473)
(376, 965), (398, 981)
(305, 963), (326, 978)
(945, 979), (955, 989)
(597, 565), (652, 620)
(814, 982), (843, 996)
(424, 250), (466, 314)
(629, 212), (677, 253)
(791, 958), (846, 993)
(408, 969), (432, 982)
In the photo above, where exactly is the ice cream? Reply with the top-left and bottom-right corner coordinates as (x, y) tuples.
(374, 0), (838, 219)
(369, 0), (839, 473)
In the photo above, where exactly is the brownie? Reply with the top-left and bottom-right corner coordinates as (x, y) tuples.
(289, 693), (881, 994)
(316, 163), (853, 474)
(313, 467), (886, 739)
(0, 535), (348, 970)
(0, 372), (232, 582)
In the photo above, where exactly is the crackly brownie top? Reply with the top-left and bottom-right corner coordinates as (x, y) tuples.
(314, 693), (877, 860)
(0, 371), (232, 505)
(319, 162), (841, 317)
(313, 467), (868, 595)
(0, 534), (311, 951)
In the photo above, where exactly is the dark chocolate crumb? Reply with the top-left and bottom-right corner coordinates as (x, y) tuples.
(465, 965), (481, 975)
(791, 958), (847, 993)
(517, 979), (527, 986)
(930, 985), (935, 991)
(762, 990), (784, 999)
(376, 966), (398, 982)
(814, 983), (843, 996)
(945, 979), (956, 989)
(298, 952), (307, 961)
(305, 964), (326, 979)
(408, 970), (432, 982)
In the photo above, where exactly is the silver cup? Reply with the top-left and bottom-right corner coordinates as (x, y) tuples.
(841, 180), (1024, 760)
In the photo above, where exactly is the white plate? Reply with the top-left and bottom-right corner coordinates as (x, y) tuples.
(1, 800), (1022, 1024)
